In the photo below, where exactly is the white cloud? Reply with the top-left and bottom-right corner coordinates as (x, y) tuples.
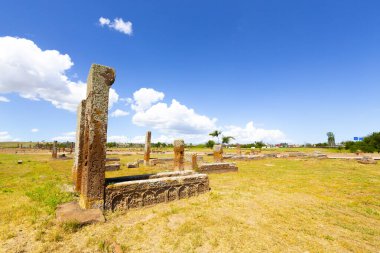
(0, 96), (10, 102)
(0, 131), (12, 141)
(107, 135), (129, 143)
(120, 97), (133, 105)
(0, 36), (119, 112)
(99, 17), (110, 26)
(31, 128), (39, 133)
(131, 88), (165, 111)
(99, 17), (133, 35)
(133, 99), (217, 134)
(223, 121), (287, 144)
(52, 131), (76, 142)
(110, 109), (129, 118)
(129, 88), (216, 134)
(125, 87), (288, 144)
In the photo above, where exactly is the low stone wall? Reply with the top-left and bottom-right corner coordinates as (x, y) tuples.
(104, 171), (210, 211)
(198, 163), (238, 174)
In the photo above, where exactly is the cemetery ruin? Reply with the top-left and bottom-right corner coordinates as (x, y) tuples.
(71, 63), (210, 211)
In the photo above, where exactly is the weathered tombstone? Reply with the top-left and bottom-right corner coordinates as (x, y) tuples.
(79, 64), (115, 209)
(174, 139), (185, 171)
(191, 153), (198, 171)
(72, 100), (86, 192)
(236, 144), (241, 156)
(213, 144), (223, 162)
(52, 141), (58, 159)
(144, 131), (151, 166)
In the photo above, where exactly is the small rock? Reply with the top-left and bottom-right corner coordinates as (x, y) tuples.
(17, 160), (23, 164)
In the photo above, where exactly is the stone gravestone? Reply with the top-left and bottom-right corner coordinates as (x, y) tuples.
(191, 153), (198, 171)
(144, 131), (151, 166)
(79, 64), (115, 209)
(236, 144), (241, 156)
(213, 144), (223, 162)
(72, 100), (86, 192)
(52, 141), (58, 159)
(174, 139), (185, 171)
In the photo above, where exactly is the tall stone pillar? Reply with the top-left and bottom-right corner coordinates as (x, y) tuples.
(236, 144), (241, 156)
(213, 144), (223, 162)
(191, 153), (198, 171)
(52, 141), (58, 159)
(79, 64), (115, 209)
(174, 139), (185, 171)
(144, 131), (151, 166)
(72, 100), (86, 192)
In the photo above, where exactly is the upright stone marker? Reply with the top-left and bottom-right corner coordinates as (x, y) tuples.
(72, 100), (86, 192)
(144, 131), (151, 166)
(191, 154), (198, 171)
(52, 141), (58, 159)
(79, 64), (115, 209)
(174, 139), (185, 171)
(236, 144), (241, 156)
(213, 144), (223, 162)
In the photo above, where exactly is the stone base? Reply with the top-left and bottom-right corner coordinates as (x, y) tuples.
(104, 171), (209, 211)
(106, 157), (120, 162)
(106, 163), (120, 171)
(358, 157), (377, 164)
(150, 158), (173, 166)
(198, 163), (238, 174)
(56, 201), (105, 225)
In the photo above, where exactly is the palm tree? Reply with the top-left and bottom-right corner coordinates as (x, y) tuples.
(222, 136), (235, 146)
(209, 130), (222, 144)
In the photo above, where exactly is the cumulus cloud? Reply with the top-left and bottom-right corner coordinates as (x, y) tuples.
(99, 17), (110, 26)
(0, 96), (10, 102)
(110, 109), (129, 118)
(0, 36), (119, 112)
(129, 88), (216, 134)
(133, 99), (217, 134)
(131, 88), (165, 111)
(107, 135), (129, 143)
(125, 87), (288, 144)
(99, 17), (133, 35)
(31, 128), (39, 133)
(52, 131), (76, 142)
(223, 121), (287, 144)
(0, 131), (13, 141)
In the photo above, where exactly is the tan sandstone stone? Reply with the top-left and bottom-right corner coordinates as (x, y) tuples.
(174, 139), (185, 171)
(79, 64), (115, 210)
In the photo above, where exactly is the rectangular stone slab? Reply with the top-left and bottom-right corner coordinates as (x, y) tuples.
(104, 173), (209, 211)
(198, 163), (238, 174)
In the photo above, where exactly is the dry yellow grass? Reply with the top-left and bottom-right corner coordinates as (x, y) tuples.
(0, 152), (379, 252)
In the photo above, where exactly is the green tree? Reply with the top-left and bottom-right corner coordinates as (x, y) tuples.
(327, 132), (336, 147)
(254, 141), (265, 149)
(222, 136), (235, 145)
(205, 140), (216, 148)
(209, 130), (222, 144)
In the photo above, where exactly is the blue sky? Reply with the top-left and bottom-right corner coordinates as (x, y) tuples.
(0, 0), (379, 144)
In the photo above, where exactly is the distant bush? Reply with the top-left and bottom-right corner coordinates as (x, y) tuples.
(344, 132), (380, 153)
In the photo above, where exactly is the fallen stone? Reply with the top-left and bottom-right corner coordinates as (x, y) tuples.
(105, 163), (121, 171)
(17, 160), (23, 164)
(56, 201), (105, 225)
(127, 162), (139, 168)
(106, 157), (120, 162)
(358, 156), (377, 164)
(198, 162), (238, 174)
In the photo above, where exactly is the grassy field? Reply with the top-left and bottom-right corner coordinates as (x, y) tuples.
(0, 152), (379, 252)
